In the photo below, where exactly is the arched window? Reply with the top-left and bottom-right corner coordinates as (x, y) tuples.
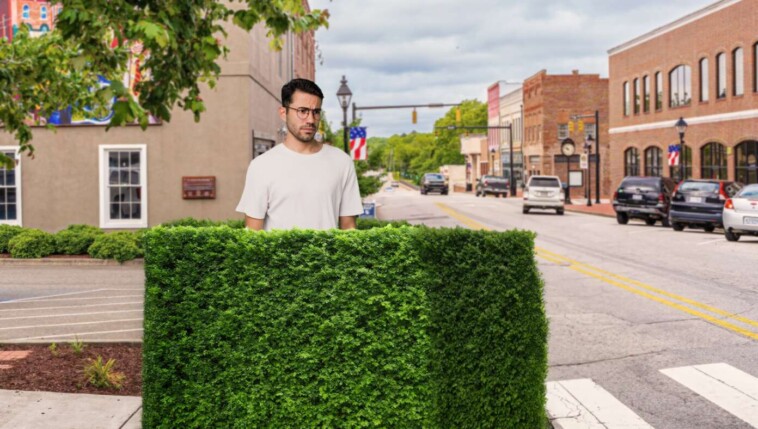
(733, 47), (744, 96)
(41, 6), (47, 20)
(717, 52), (727, 98)
(754, 42), (758, 93)
(644, 147), (663, 177)
(669, 146), (692, 182)
(623, 81), (630, 116)
(633, 78), (640, 114)
(735, 140), (758, 184)
(699, 58), (709, 102)
(643, 75), (650, 112)
(701, 143), (727, 179)
(22, 5), (30, 19)
(624, 148), (640, 177)
(655, 72), (663, 110)
(669, 65), (692, 108)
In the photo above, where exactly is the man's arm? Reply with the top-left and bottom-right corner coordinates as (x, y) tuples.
(339, 215), (357, 230)
(245, 216), (265, 231)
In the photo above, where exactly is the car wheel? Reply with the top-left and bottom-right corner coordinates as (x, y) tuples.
(645, 218), (656, 226)
(703, 224), (715, 233)
(523, 207), (529, 214)
(616, 212), (629, 225)
(557, 208), (565, 215)
(662, 217), (671, 228)
(482, 192), (486, 198)
(442, 191), (448, 195)
(725, 229), (741, 242)
(672, 222), (685, 231)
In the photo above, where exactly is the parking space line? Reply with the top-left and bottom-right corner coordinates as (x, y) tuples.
(0, 318), (143, 331)
(0, 302), (143, 313)
(0, 289), (107, 304)
(0, 309), (143, 321)
(697, 238), (725, 246)
(5, 328), (144, 342)
(0, 295), (143, 305)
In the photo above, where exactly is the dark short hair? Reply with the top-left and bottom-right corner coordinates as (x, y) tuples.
(281, 79), (324, 107)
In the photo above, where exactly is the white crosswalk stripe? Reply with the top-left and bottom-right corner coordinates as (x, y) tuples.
(661, 363), (758, 428)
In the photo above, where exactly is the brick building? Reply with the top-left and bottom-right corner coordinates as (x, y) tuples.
(522, 70), (610, 199)
(608, 0), (758, 188)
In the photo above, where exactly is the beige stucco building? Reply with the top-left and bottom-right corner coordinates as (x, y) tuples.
(0, 15), (315, 231)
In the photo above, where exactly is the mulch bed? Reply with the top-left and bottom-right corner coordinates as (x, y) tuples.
(0, 343), (141, 396)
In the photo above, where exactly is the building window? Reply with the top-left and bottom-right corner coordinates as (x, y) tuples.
(701, 143), (727, 180)
(655, 72), (663, 110)
(733, 47), (744, 96)
(22, 5), (30, 19)
(557, 124), (569, 140)
(584, 123), (596, 141)
(669, 65), (692, 108)
(623, 81), (630, 116)
(717, 52), (727, 98)
(644, 147), (663, 177)
(699, 58), (709, 102)
(624, 148), (640, 177)
(735, 140), (758, 184)
(40, 6), (47, 20)
(0, 149), (20, 225)
(669, 146), (692, 182)
(633, 78), (640, 114)
(754, 42), (758, 93)
(643, 75), (650, 112)
(99, 145), (148, 229)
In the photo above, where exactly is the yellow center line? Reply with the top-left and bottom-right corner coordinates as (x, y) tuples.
(435, 202), (758, 341)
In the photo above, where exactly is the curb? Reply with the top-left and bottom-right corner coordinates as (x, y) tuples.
(563, 207), (615, 218)
(0, 258), (144, 267)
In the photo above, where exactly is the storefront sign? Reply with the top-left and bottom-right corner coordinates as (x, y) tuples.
(182, 176), (216, 199)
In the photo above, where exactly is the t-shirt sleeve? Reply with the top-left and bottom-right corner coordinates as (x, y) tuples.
(339, 160), (365, 217)
(235, 160), (267, 219)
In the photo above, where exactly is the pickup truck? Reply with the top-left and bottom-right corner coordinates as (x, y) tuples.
(475, 175), (509, 198)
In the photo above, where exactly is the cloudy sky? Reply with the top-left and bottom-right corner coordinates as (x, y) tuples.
(309, 0), (715, 137)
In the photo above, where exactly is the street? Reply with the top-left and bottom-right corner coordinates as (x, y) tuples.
(375, 183), (758, 429)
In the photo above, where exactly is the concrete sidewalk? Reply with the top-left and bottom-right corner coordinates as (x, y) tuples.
(563, 201), (615, 217)
(0, 389), (141, 429)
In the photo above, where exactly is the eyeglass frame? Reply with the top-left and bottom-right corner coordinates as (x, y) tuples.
(285, 106), (323, 120)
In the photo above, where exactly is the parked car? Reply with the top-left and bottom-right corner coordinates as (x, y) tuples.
(669, 179), (742, 232)
(475, 175), (509, 198)
(612, 176), (675, 226)
(420, 173), (448, 195)
(722, 183), (758, 241)
(523, 175), (564, 215)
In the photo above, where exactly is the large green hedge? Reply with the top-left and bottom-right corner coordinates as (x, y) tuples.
(143, 226), (547, 428)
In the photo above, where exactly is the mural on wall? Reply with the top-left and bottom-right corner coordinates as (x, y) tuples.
(1, 1), (160, 126)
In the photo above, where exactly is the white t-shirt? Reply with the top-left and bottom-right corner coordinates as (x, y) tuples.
(236, 143), (364, 230)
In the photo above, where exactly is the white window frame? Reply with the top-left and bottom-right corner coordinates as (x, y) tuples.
(98, 144), (148, 229)
(0, 147), (22, 226)
(557, 124), (569, 140)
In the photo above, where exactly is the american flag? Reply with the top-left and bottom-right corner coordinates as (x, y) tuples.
(349, 127), (367, 160)
(668, 145), (680, 166)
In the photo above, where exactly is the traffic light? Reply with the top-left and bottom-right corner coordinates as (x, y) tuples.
(455, 107), (461, 124)
(578, 120), (584, 132)
(412, 109), (417, 124)
(568, 121), (575, 132)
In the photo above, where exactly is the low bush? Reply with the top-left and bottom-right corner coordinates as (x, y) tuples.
(0, 224), (25, 253)
(355, 218), (411, 229)
(55, 224), (104, 255)
(143, 226), (547, 428)
(161, 217), (408, 231)
(8, 229), (56, 258)
(88, 232), (142, 263)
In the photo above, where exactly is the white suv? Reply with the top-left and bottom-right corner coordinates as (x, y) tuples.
(523, 175), (565, 215)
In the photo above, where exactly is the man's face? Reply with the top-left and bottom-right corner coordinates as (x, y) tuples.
(280, 90), (322, 144)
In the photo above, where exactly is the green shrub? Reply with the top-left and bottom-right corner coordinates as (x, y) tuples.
(143, 227), (547, 428)
(161, 217), (406, 231)
(8, 229), (56, 258)
(355, 218), (411, 230)
(55, 224), (104, 255)
(0, 224), (25, 253)
(88, 232), (142, 263)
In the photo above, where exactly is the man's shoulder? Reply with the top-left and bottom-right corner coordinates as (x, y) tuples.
(249, 144), (286, 166)
(321, 144), (353, 163)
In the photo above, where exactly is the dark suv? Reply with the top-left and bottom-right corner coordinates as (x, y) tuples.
(669, 179), (742, 232)
(475, 175), (509, 198)
(420, 173), (448, 195)
(613, 176), (675, 226)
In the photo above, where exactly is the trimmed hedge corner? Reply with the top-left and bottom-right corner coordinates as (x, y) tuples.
(142, 226), (547, 428)
(8, 229), (56, 258)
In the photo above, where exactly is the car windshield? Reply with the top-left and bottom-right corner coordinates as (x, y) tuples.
(425, 174), (444, 180)
(621, 178), (659, 192)
(736, 184), (758, 198)
(530, 178), (560, 188)
(679, 182), (719, 193)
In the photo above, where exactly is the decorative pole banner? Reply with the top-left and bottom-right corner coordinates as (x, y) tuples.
(668, 144), (680, 166)
(349, 127), (367, 160)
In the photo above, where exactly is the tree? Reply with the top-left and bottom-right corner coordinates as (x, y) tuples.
(0, 0), (330, 166)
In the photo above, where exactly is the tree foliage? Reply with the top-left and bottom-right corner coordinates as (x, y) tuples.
(0, 0), (330, 165)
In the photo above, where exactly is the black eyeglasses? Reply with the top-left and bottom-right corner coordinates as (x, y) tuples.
(286, 106), (323, 120)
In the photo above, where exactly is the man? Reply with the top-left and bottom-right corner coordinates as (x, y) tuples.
(236, 79), (363, 230)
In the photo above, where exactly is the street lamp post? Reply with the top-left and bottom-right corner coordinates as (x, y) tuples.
(675, 117), (688, 182)
(584, 135), (594, 207)
(336, 76), (353, 154)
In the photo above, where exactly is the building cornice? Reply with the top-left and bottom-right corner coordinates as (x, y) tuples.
(609, 109), (758, 134)
(608, 0), (742, 56)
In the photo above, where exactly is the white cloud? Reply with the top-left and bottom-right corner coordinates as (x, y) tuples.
(310, 0), (715, 137)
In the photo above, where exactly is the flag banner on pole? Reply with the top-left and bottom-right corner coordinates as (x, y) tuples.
(668, 145), (680, 166)
(349, 127), (367, 160)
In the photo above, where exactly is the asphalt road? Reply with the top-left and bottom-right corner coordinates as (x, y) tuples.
(374, 183), (758, 429)
(0, 265), (144, 343)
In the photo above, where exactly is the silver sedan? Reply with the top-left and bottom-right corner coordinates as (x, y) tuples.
(723, 183), (758, 241)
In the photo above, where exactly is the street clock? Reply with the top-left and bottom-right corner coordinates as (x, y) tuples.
(561, 140), (575, 157)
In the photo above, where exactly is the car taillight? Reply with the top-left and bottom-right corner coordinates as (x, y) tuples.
(613, 191), (618, 201)
(719, 184), (728, 201)
(658, 193), (665, 203)
(484, 180), (489, 186)
(724, 199), (734, 210)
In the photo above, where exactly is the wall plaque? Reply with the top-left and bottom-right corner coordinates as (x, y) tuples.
(182, 176), (216, 199)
